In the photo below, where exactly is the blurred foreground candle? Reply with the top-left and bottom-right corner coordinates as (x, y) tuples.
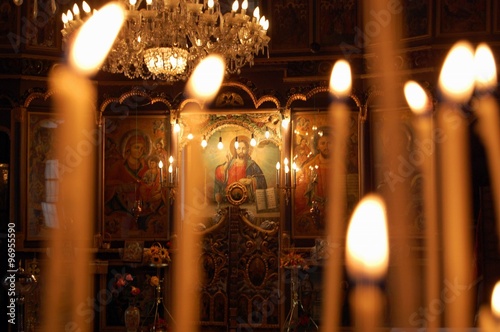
(479, 280), (500, 332)
(174, 54), (225, 332)
(346, 194), (388, 332)
(322, 59), (352, 332)
(437, 40), (475, 328)
(42, 3), (124, 332)
(404, 81), (441, 328)
(472, 43), (500, 251)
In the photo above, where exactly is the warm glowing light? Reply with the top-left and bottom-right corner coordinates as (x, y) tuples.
(346, 194), (389, 280)
(69, 2), (125, 77)
(187, 133), (193, 140)
(67, 9), (73, 21)
(276, 162), (280, 170)
(404, 80), (430, 116)
(186, 55), (225, 100)
(82, 1), (91, 13)
(231, 0), (238, 12)
(250, 134), (257, 147)
(492, 281), (500, 318)
(234, 136), (239, 149)
(208, 0), (214, 9)
(330, 60), (352, 98)
(265, 127), (270, 139)
(281, 116), (290, 128)
(201, 136), (207, 148)
(253, 7), (260, 21)
(174, 119), (180, 133)
(242, 0), (248, 10)
(169, 156), (174, 164)
(168, 164), (173, 174)
(72, 3), (80, 17)
(218, 137), (223, 150)
(474, 43), (497, 92)
(158, 160), (163, 169)
(438, 41), (475, 104)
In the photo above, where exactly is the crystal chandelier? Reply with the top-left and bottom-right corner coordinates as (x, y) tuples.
(61, 0), (270, 82)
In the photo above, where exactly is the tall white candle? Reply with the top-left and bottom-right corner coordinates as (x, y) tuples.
(175, 55), (225, 332)
(322, 59), (351, 332)
(472, 43), (500, 251)
(42, 4), (124, 332)
(404, 81), (441, 328)
(346, 194), (389, 332)
(437, 41), (476, 328)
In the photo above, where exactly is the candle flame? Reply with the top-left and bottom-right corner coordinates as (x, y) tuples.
(474, 43), (497, 91)
(438, 41), (475, 104)
(330, 59), (352, 98)
(186, 55), (225, 101)
(404, 80), (430, 116)
(346, 194), (389, 280)
(69, 2), (125, 77)
(158, 160), (163, 169)
(492, 280), (500, 318)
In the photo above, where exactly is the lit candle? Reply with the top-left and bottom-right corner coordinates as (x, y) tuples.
(168, 156), (174, 185)
(437, 40), (476, 328)
(158, 160), (163, 184)
(472, 43), (500, 251)
(404, 80), (441, 328)
(174, 54), (225, 332)
(276, 161), (280, 187)
(322, 59), (352, 331)
(43, 4), (124, 332)
(346, 194), (389, 332)
(479, 280), (500, 332)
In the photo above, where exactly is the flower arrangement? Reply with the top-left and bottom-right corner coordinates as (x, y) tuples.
(143, 242), (171, 266)
(113, 273), (141, 306)
(280, 251), (309, 270)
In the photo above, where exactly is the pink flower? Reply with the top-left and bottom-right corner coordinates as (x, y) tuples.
(130, 286), (141, 296)
(116, 277), (126, 287)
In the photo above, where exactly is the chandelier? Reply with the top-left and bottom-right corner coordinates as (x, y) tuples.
(61, 0), (270, 81)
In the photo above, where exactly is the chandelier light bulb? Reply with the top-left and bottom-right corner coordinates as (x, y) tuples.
(82, 1), (91, 13)
(72, 3), (80, 17)
(231, 0), (238, 12)
(250, 133), (257, 147)
(201, 135), (207, 148)
(253, 6), (260, 21)
(282, 116), (290, 128)
(174, 119), (180, 133)
(218, 137), (223, 150)
(265, 127), (270, 139)
(234, 136), (239, 149)
(187, 133), (193, 140)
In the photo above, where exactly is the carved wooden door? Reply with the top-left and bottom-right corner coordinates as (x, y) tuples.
(199, 206), (280, 331)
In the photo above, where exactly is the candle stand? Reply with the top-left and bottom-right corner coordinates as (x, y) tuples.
(145, 264), (175, 331)
(282, 267), (318, 332)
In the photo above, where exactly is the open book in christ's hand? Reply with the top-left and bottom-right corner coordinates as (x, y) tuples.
(255, 187), (278, 212)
